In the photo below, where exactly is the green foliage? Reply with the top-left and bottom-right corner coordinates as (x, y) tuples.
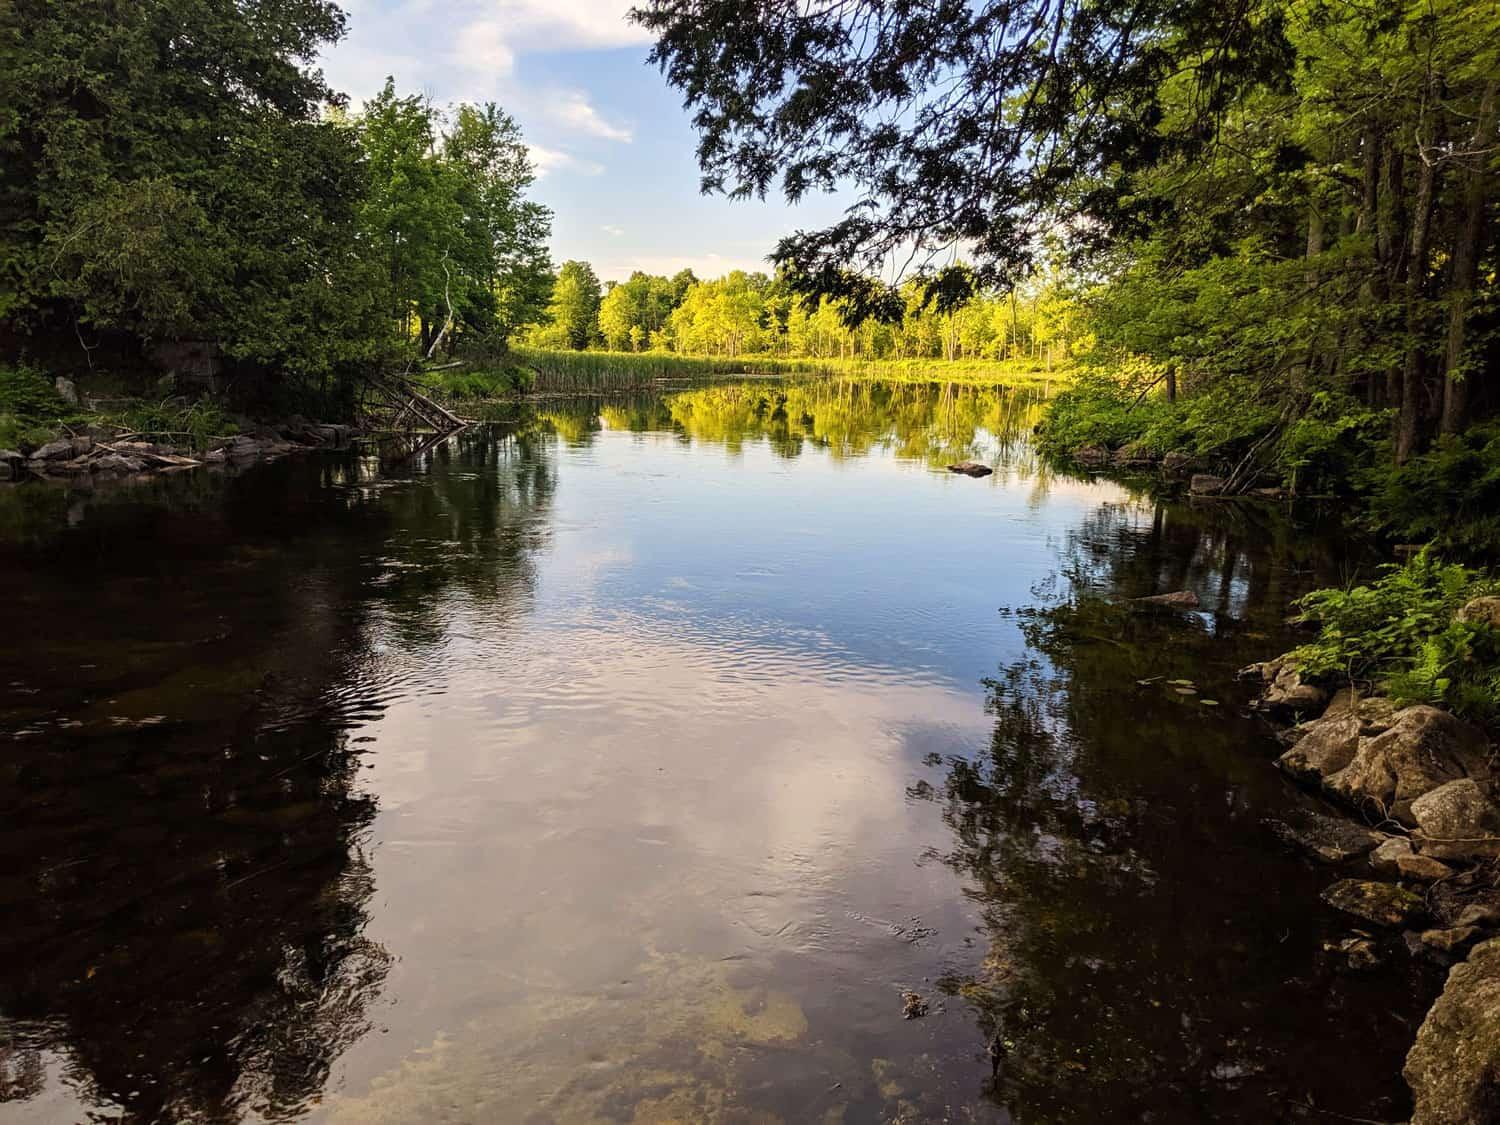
(1291, 550), (1500, 720)
(1362, 426), (1500, 555)
(537, 261), (603, 351)
(101, 397), (237, 452)
(0, 365), (78, 450)
(1276, 396), (1392, 494)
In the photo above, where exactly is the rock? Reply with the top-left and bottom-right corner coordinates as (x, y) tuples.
(1371, 836), (1417, 876)
(1266, 811), (1381, 864)
(0, 449), (22, 480)
(900, 990), (928, 1019)
(1190, 473), (1227, 495)
(1280, 711), (1365, 782)
(946, 461), (993, 478)
(32, 439), (74, 461)
(1113, 442), (1156, 466)
(1458, 597), (1500, 631)
(1075, 444), (1111, 465)
(1257, 658), (1329, 719)
(1322, 688), (1399, 732)
(1329, 935), (1384, 972)
(1458, 904), (1500, 931)
(1411, 927), (1484, 961)
(1412, 779), (1500, 862)
(54, 376), (78, 405)
(1326, 706), (1492, 823)
(1405, 937), (1500, 1124)
(202, 448), (227, 463)
(1322, 878), (1426, 927)
(1402, 853), (1458, 882)
(1251, 486), (1289, 499)
(1134, 590), (1200, 610)
(1161, 450), (1195, 475)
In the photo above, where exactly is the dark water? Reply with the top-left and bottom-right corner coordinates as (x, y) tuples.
(0, 381), (1437, 1123)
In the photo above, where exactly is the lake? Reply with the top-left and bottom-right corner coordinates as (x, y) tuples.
(0, 380), (1438, 1123)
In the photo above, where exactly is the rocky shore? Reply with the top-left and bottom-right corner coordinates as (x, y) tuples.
(0, 418), (358, 483)
(1244, 605), (1500, 1123)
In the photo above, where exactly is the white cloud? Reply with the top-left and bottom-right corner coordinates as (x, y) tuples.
(453, 18), (517, 76)
(601, 224), (625, 237)
(527, 144), (606, 178)
(551, 90), (633, 142)
(493, 0), (654, 51)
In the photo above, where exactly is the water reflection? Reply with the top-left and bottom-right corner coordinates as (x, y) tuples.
(0, 381), (1436, 1123)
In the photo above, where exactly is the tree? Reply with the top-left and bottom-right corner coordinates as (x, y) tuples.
(634, 0), (1293, 314)
(544, 260), (603, 350)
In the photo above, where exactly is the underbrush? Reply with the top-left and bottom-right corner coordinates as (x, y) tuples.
(1291, 550), (1500, 722)
(0, 364), (81, 450)
(97, 397), (237, 451)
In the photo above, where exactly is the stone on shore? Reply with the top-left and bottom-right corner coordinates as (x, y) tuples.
(1250, 656), (1329, 719)
(1411, 779), (1500, 862)
(1325, 706), (1491, 823)
(1074, 444), (1110, 465)
(1189, 473), (1227, 495)
(1266, 809), (1382, 864)
(1161, 450), (1195, 475)
(1405, 937), (1500, 1124)
(1321, 878), (1426, 927)
(32, 439), (74, 460)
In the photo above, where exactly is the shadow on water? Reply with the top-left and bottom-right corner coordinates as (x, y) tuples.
(0, 425), (556, 1122)
(0, 382), (1442, 1122)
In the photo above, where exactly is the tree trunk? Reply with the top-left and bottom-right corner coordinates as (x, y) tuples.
(1377, 139), (1408, 406)
(1396, 98), (1440, 465)
(1291, 202), (1325, 395)
(1440, 79), (1499, 435)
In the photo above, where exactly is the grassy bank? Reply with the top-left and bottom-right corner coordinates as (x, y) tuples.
(427, 347), (1068, 399)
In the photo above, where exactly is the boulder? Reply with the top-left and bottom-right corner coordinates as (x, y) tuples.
(32, 439), (74, 460)
(1161, 450), (1195, 476)
(1190, 473), (1227, 495)
(1371, 836), (1416, 876)
(0, 449), (22, 480)
(1280, 711), (1364, 782)
(1329, 935), (1384, 972)
(1322, 878), (1426, 927)
(948, 461), (993, 478)
(1458, 597), (1500, 631)
(1458, 904), (1500, 931)
(1325, 706), (1492, 822)
(1405, 937), (1500, 1124)
(1412, 779), (1500, 862)
(1113, 443), (1156, 466)
(1265, 811), (1381, 864)
(1322, 688), (1399, 731)
(54, 376), (78, 405)
(1256, 657), (1329, 719)
(1134, 590), (1200, 610)
(1075, 444), (1111, 465)
(1409, 927), (1484, 962)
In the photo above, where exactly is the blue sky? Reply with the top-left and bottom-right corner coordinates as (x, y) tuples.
(320, 0), (850, 282)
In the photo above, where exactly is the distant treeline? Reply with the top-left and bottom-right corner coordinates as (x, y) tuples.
(524, 261), (1079, 367)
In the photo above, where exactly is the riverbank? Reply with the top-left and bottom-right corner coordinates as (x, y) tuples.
(1035, 373), (1500, 556)
(1234, 561), (1500, 1123)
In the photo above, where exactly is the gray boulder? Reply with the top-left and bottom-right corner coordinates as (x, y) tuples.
(1190, 473), (1227, 495)
(32, 439), (74, 460)
(1161, 450), (1195, 475)
(54, 376), (78, 405)
(1325, 706), (1492, 823)
(0, 449), (22, 480)
(1322, 878), (1426, 927)
(1412, 779), (1500, 862)
(1458, 597), (1500, 631)
(1405, 937), (1500, 1124)
(1265, 810), (1381, 864)
(948, 461), (993, 478)
(1255, 657), (1329, 719)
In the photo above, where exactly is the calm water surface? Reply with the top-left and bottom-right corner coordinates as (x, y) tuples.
(0, 382), (1437, 1123)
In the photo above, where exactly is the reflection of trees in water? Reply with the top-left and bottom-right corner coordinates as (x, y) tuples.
(913, 498), (1420, 1122)
(661, 379), (1046, 468)
(0, 437), (561, 1121)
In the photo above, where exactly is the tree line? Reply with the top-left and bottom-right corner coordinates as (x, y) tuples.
(636, 0), (1500, 475)
(527, 261), (1079, 366)
(0, 3), (551, 411)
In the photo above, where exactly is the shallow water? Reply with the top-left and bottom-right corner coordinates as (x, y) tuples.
(1, 381), (1437, 1123)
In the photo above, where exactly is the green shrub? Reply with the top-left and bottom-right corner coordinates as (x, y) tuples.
(0, 364), (79, 450)
(1360, 424), (1500, 555)
(1276, 394), (1390, 494)
(101, 397), (237, 451)
(1291, 549), (1500, 721)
